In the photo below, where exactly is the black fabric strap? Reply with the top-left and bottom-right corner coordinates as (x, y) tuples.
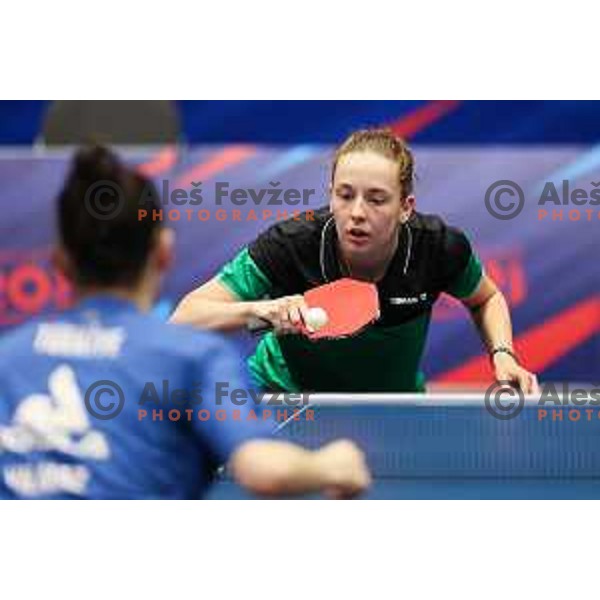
(490, 346), (520, 365)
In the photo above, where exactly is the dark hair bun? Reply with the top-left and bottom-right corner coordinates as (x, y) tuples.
(58, 144), (162, 287)
(73, 145), (122, 182)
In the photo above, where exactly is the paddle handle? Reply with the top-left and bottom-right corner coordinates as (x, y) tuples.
(247, 316), (273, 334)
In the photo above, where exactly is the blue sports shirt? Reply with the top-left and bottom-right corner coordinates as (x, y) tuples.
(0, 295), (272, 499)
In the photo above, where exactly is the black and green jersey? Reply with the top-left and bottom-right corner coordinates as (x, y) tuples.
(218, 207), (483, 392)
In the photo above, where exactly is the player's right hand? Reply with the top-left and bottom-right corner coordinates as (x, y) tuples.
(251, 295), (310, 335)
(316, 439), (372, 499)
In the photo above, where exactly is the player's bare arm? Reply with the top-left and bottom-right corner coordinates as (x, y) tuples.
(462, 275), (540, 394)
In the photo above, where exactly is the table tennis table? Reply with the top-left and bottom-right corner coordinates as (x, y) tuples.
(208, 392), (600, 499)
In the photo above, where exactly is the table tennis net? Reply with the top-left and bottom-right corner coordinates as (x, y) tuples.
(275, 399), (600, 479)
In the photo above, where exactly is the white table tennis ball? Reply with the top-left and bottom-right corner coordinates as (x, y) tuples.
(306, 307), (329, 330)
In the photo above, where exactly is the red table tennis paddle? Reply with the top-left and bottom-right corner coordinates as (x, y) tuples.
(249, 278), (380, 340)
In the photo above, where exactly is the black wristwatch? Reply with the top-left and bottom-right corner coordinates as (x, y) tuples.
(490, 346), (520, 365)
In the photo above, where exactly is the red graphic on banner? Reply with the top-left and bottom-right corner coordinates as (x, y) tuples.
(0, 248), (74, 326)
(434, 295), (600, 383)
(433, 248), (528, 322)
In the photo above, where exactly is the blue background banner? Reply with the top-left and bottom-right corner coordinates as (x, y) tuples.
(4, 100), (600, 144)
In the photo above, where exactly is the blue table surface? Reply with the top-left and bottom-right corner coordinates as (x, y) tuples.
(208, 480), (600, 500)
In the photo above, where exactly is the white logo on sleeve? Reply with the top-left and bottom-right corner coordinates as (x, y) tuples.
(0, 365), (111, 497)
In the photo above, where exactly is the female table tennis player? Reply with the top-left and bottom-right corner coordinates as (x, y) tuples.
(171, 129), (539, 394)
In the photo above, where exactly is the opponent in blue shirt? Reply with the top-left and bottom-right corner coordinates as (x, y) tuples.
(0, 146), (370, 499)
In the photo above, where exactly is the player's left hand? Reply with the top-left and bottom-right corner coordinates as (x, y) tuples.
(493, 353), (540, 395)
